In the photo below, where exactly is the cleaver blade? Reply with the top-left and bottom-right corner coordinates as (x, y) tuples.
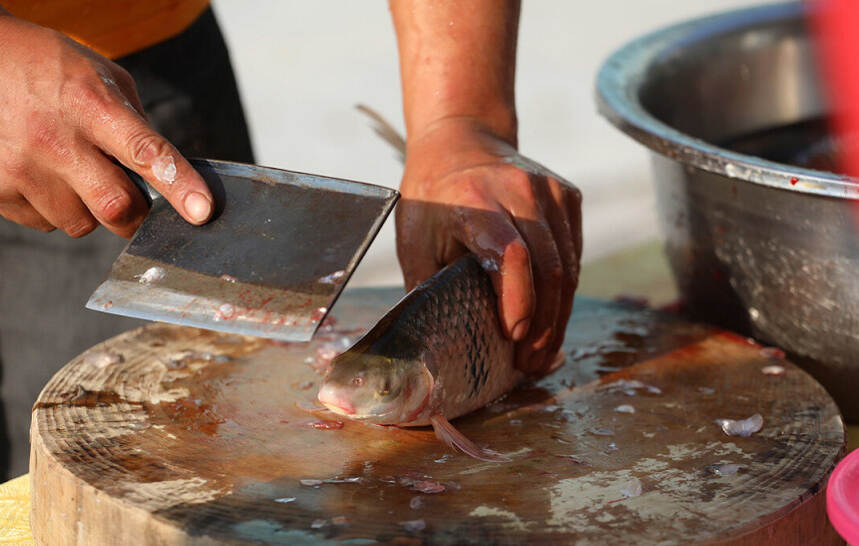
(86, 158), (398, 342)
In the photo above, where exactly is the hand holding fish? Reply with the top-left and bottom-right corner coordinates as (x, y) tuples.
(396, 119), (582, 374)
(390, 0), (582, 374)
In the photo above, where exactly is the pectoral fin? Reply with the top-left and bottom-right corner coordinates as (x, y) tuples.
(430, 414), (510, 463)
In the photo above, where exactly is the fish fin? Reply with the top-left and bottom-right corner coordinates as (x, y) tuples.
(355, 104), (406, 162)
(531, 350), (567, 379)
(548, 350), (567, 373)
(430, 414), (511, 463)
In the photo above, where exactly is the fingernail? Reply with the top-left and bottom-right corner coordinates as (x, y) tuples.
(512, 319), (530, 341)
(184, 192), (212, 224)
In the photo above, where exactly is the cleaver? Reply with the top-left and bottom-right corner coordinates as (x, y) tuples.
(86, 158), (398, 342)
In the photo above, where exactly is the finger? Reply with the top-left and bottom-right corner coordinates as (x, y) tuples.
(508, 176), (563, 374)
(395, 202), (443, 290)
(64, 146), (150, 238)
(455, 202), (535, 341)
(567, 185), (583, 266)
(18, 173), (98, 238)
(0, 197), (55, 232)
(76, 87), (213, 225)
(540, 178), (579, 372)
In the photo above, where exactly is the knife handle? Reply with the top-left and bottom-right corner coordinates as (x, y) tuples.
(115, 162), (154, 207)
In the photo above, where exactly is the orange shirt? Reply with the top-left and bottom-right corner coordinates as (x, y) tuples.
(3, 0), (210, 59)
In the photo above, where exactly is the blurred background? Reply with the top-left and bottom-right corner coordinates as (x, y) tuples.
(212, 0), (754, 287)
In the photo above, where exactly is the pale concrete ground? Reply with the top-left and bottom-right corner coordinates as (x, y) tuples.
(212, 0), (755, 287)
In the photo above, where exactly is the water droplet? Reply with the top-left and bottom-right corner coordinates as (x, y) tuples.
(214, 303), (236, 321)
(399, 519), (426, 532)
(410, 480), (445, 494)
(324, 476), (361, 484)
(614, 405), (635, 414)
(274, 497), (296, 503)
(319, 270), (346, 284)
(761, 365), (785, 376)
(311, 519), (327, 529)
(748, 307), (760, 320)
(300, 479), (323, 487)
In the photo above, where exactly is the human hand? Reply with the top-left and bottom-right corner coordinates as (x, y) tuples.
(0, 14), (213, 238)
(395, 118), (582, 375)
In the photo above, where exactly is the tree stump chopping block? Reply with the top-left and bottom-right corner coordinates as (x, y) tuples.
(30, 292), (846, 545)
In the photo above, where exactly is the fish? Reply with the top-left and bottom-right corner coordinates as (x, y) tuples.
(317, 254), (522, 461)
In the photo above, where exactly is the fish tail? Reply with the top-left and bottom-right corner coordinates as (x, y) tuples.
(429, 414), (511, 463)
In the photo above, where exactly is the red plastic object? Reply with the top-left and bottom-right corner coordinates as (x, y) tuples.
(827, 449), (859, 544)
(811, 0), (859, 225)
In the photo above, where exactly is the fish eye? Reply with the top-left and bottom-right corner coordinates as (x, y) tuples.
(352, 376), (364, 387)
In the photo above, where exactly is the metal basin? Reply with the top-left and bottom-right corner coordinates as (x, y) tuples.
(597, 2), (859, 418)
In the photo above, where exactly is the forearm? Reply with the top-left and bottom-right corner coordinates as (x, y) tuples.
(389, 0), (520, 146)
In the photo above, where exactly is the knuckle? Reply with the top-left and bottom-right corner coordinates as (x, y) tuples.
(512, 172), (536, 197)
(95, 190), (134, 225)
(62, 216), (97, 238)
(70, 79), (113, 113)
(3, 158), (30, 183)
(24, 114), (68, 157)
(546, 263), (564, 287)
(127, 131), (168, 167)
(111, 65), (136, 90)
(567, 186), (583, 206)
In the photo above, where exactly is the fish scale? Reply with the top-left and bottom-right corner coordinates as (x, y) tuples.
(383, 255), (513, 421)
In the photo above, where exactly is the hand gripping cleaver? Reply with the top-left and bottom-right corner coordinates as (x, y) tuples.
(87, 158), (398, 342)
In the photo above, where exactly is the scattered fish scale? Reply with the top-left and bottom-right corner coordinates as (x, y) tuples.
(708, 463), (741, 476)
(84, 351), (124, 369)
(715, 414), (763, 437)
(400, 520), (426, 533)
(619, 478), (643, 498)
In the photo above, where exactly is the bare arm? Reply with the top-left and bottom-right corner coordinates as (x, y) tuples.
(390, 0), (582, 374)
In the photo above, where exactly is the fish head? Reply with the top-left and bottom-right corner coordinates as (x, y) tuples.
(318, 351), (433, 425)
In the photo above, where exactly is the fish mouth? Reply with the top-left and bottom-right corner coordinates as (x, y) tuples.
(317, 385), (355, 415)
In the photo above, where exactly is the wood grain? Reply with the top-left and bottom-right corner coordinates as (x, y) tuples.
(30, 292), (845, 545)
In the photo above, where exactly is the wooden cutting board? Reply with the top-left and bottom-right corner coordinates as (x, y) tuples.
(30, 291), (845, 545)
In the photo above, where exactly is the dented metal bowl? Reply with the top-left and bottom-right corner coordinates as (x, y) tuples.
(597, 2), (859, 418)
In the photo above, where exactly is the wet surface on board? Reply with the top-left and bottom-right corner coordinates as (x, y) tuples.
(31, 291), (844, 544)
